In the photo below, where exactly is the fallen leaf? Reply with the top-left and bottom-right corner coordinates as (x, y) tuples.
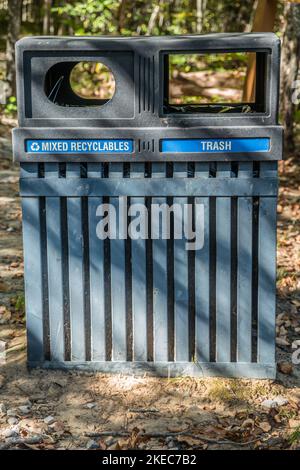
(278, 362), (293, 375)
(258, 421), (271, 433)
(98, 439), (107, 450)
(167, 424), (189, 433)
(0, 373), (5, 388)
(289, 419), (300, 429)
(241, 418), (254, 429)
(276, 337), (290, 347)
(176, 435), (203, 447)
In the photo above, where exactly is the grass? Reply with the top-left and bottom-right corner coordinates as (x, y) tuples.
(288, 426), (300, 446)
(207, 379), (250, 405)
(14, 293), (25, 315)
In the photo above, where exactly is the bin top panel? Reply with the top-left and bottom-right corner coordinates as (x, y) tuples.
(15, 33), (281, 129)
(16, 32), (280, 50)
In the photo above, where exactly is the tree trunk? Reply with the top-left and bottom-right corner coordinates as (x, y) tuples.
(280, 2), (300, 153)
(43, 0), (51, 35)
(242, 0), (278, 102)
(6, 0), (22, 98)
(117, 0), (128, 34)
(196, 0), (206, 34)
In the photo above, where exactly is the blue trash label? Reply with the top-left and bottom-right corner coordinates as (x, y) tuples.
(161, 138), (270, 153)
(26, 139), (134, 154)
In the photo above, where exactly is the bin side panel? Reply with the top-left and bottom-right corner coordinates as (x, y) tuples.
(21, 157), (277, 378)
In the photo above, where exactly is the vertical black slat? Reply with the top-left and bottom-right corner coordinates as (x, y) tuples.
(230, 195), (238, 362)
(103, 196), (112, 361)
(39, 163), (50, 361)
(39, 195), (50, 361)
(143, 57), (146, 111)
(83, 214), (91, 356)
(152, 55), (155, 113)
(60, 196), (71, 361)
(124, 167), (133, 361)
(230, 162), (238, 363)
(252, 196), (259, 362)
(147, 58), (151, 112)
(138, 55), (141, 114)
(145, 164), (153, 361)
(187, 163), (195, 362)
(209, 162), (217, 363)
(82, 196), (91, 361)
(166, 163), (174, 362)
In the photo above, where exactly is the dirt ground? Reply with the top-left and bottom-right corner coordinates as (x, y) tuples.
(0, 123), (300, 451)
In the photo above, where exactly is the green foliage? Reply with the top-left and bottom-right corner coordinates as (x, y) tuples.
(15, 293), (25, 315)
(52, 0), (121, 35)
(169, 52), (249, 75)
(3, 96), (17, 117)
(50, 0), (253, 37)
(70, 61), (115, 99)
(289, 426), (300, 446)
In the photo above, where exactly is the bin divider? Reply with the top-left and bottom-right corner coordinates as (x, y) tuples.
(109, 163), (127, 361)
(215, 162), (232, 363)
(257, 162), (277, 366)
(20, 163), (45, 362)
(66, 163), (86, 361)
(194, 163), (210, 363)
(237, 162), (253, 363)
(130, 163), (147, 361)
(152, 163), (169, 362)
(173, 163), (189, 361)
(44, 163), (64, 362)
(87, 163), (106, 361)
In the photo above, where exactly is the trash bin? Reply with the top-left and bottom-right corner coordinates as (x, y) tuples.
(13, 33), (282, 378)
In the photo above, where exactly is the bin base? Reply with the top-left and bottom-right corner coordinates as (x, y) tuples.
(27, 361), (276, 379)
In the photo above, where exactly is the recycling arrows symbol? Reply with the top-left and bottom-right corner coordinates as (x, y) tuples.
(30, 142), (40, 151)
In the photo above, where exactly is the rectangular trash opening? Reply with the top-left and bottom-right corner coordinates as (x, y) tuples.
(13, 33), (283, 378)
(165, 50), (268, 114)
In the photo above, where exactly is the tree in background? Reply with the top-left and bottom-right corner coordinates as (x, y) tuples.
(280, 1), (300, 152)
(6, 0), (22, 97)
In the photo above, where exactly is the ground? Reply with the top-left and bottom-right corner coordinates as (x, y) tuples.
(0, 122), (300, 451)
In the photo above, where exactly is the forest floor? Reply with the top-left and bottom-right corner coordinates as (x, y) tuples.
(0, 123), (300, 450)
